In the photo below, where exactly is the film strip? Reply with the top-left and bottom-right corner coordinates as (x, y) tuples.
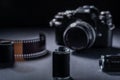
(0, 33), (48, 61)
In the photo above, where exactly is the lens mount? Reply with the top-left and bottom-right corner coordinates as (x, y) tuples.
(63, 20), (96, 50)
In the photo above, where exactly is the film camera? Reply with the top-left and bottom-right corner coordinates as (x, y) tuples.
(50, 5), (115, 51)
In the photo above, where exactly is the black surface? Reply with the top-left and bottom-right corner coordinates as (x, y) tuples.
(0, 28), (120, 80)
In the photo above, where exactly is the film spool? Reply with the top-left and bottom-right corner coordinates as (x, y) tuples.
(0, 41), (15, 68)
(99, 55), (120, 72)
(0, 33), (48, 62)
(53, 47), (73, 80)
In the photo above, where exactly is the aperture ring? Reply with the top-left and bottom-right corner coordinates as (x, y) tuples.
(63, 20), (96, 50)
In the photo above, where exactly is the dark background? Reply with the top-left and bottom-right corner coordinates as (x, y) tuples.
(0, 0), (119, 28)
(0, 1), (120, 80)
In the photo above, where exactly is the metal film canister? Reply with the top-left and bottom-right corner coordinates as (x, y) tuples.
(99, 55), (120, 72)
(0, 41), (15, 68)
(53, 47), (73, 80)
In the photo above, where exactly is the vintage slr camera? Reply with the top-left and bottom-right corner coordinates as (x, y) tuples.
(50, 5), (115, 51)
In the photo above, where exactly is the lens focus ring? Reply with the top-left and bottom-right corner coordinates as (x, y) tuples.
(63, 20), (96, 50)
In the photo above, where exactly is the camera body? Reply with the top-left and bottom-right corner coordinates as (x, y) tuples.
(50, 5), (115, 50)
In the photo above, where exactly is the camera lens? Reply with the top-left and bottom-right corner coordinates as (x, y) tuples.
(63, 20), (96, 50)
(64, 27), (88, 49)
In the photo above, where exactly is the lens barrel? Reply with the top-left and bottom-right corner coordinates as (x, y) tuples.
(63, 20), (96, 50)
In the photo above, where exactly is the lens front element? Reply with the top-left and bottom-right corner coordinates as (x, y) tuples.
(63, 20), (96, 50)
